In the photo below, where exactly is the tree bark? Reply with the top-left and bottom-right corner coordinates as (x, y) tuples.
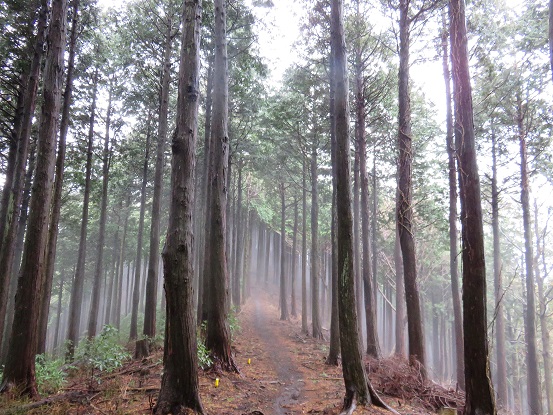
(441, 15), (464, 391)
(517, 94), (542, 415)
(66, 69), (97, 360)
(88, 81), (114, 339)
(37, 0), (79, 355)
(397, 0), (426, 376)
(449, 0), (496, 411)
(0, 0), (47, 352)
(204, 0), (238, 372)
(154, 0), (204, 411)
(130, 117), (151, 341)
(0, 0), (67, 396)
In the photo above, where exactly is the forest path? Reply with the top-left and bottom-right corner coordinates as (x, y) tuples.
(248, 287), (304, 414)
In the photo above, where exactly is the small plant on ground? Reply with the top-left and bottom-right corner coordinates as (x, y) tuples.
(35, 354), (66, 394)
(197, 338), (213, 369)
(228, 306), (241, 336)
(76, 325), (131, 378)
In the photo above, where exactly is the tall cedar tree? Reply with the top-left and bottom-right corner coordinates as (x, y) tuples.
(66, 69), (98, 360)
(38, 0), (80, 354)
(301, 159), (308, 334)
(441, 15), (464, 390)
(279, 182), (289, 320)
(0, 0), (47, 350)
(0, 0), (67, 396)
(204, 0), (238, 372)
(397, 0), (426, 375)
(517, 92), (542, 415)
(326, 52), (340, 365)
(491, 121), (506, 401)
(311, 136), (323, 340)
(88, 82), (113, 338)
(130, 116), (151, 342)
(144, 10), (173, 340)
(449, 0), (496, 411)
(331, 0), (393, 411)
(154, 0), (203, 412)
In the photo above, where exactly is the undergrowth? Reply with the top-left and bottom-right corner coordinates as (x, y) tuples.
(75, 325), (131, 378)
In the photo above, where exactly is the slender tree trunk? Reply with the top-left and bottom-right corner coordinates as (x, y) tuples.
(130, 117), (151, 342)
(196, 54), (214, 324)
(441, 16), (465, 391)
(449, 0), (496, 410)
(291, 200), (298, 317)
(535, 202), (553, 415)
(517, 94), (542, 415)
(264, 228), (270, 284)
(66, 67), (96, 358)
(397, 0), (426, 376)
(0, 0), (67, 395)
(104, 222), (119, 326)
(144, 14), (172, 340)
(311, 141), (323, 340)
(490, 123), (506, 401)
(371, 151), (378, 312)
(301, 159), (308, 334)
(327, 61), (340, 363)
(353, 132), (362, 336)
(154, 0), (203, 411)
(37, 0), (80, 354)
(114, 197), (130, 329)
(357, 61), (379, 358)
(53, 272), (65, 353)
(205, 0), (238, 372)
(394, 216), (405, 357)
(87, 82), (114, 339)
(534, 199), (553, 414)
(279, 182), (288, 320)
(232, 162), (243, 310)
(0, 0), (47, 351)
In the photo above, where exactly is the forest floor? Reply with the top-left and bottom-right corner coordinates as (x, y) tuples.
(0, 287), (466, 415)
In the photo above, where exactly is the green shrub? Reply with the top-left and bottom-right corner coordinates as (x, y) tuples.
(76, 325), (131, 374)
(228, 306), (241, 336)
(197, 338), (212, 370)
(35, 354), (66, 394)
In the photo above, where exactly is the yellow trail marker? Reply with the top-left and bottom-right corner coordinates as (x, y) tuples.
(247, 358), (251, 365)
(215, 378), (219, 388)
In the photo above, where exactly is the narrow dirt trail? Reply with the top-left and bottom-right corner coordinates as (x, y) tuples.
(250, 290), (304, 414)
